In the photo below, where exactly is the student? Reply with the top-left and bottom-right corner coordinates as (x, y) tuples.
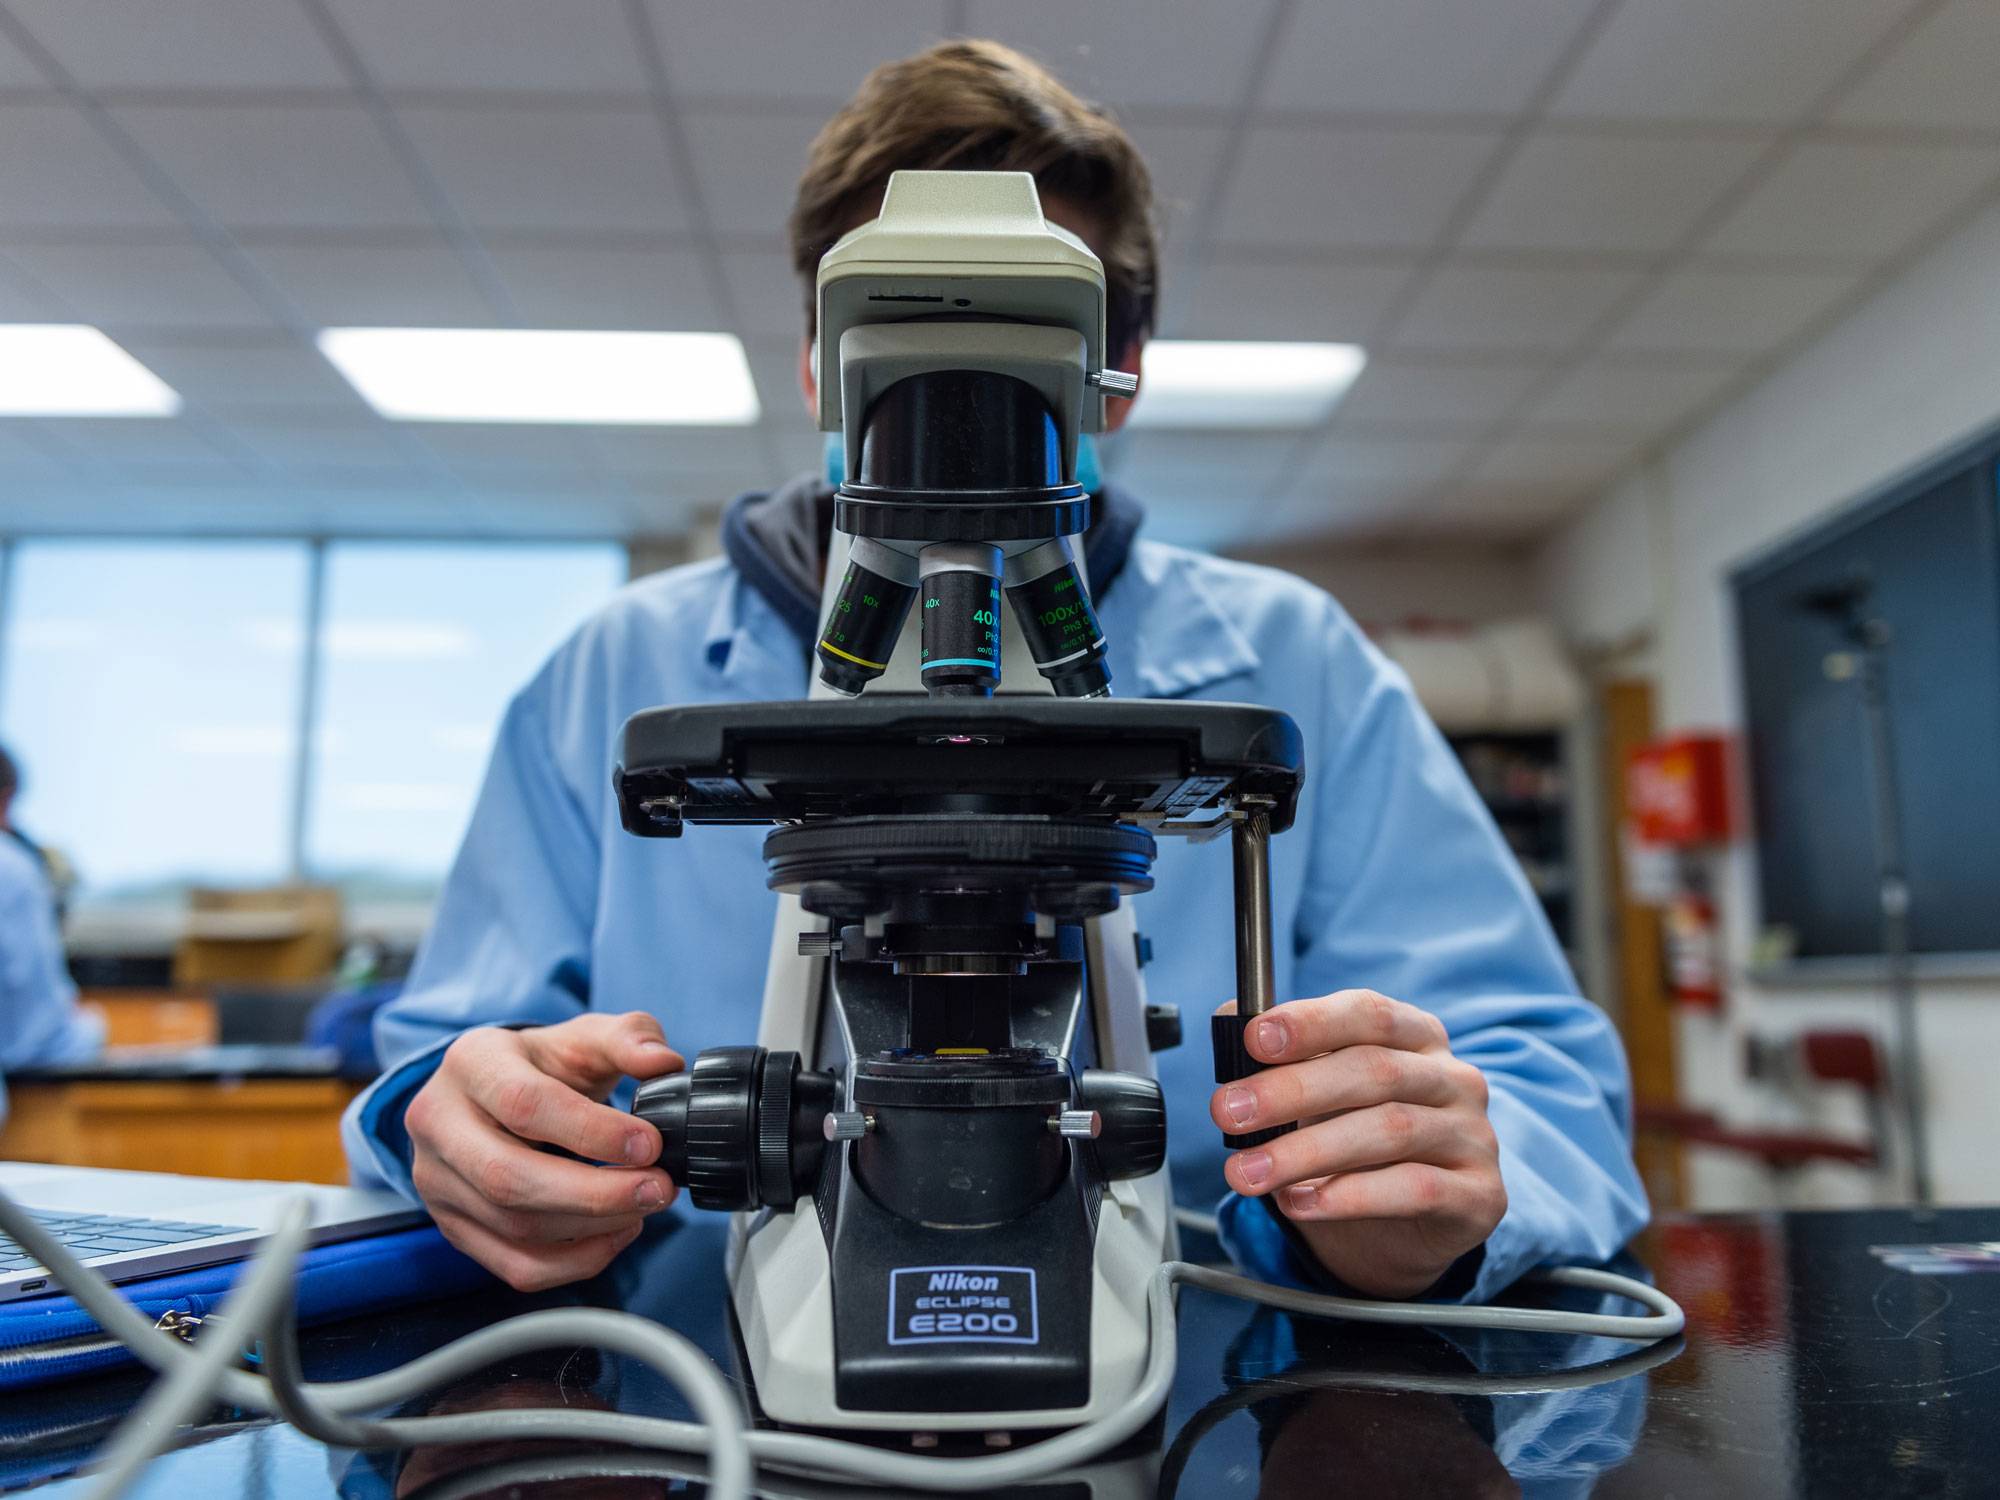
(0, 745), (103, 1123)
(343, 40), (1647, 1300)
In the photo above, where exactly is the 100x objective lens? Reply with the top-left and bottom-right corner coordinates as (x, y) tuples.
(1005, 539), (1110, 698)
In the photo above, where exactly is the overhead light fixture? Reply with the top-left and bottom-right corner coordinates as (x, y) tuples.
(1127, 340), (1366, 429)
(317, 328), (761, 425)
(0, 325), (182, 417)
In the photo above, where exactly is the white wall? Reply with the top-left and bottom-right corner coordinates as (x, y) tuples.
(1538, 199), (2000, 1209)
(1233, 540), (1540, 629)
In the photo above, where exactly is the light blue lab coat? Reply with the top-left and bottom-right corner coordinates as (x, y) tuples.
(0, 835), (103, 1124)
(341, 522), (1647, 1301)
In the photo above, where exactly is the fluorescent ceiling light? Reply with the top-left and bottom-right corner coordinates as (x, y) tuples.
(0, 325), (181, 417)
(318, 328), (761, 425)
(1128, 340), (1366, 429)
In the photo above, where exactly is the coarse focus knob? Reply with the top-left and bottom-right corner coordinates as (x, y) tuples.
(631, 1045), (835, 1212)
(1075, 1069), (1168, 1182)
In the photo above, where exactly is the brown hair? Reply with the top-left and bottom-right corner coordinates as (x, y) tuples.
(788, 39), (1160, 356)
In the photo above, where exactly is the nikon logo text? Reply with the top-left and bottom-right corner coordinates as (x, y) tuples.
(928, 1271), (999, 1292)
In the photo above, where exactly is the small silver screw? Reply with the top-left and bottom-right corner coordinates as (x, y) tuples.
(823, 1111), (874, 1141)
(1052, 1109), (1102, 1140)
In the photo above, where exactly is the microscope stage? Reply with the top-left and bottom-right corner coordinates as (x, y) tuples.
(614, 695), (1303, 838)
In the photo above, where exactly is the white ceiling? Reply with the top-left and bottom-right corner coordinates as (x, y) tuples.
(0, 0), (1997, 550)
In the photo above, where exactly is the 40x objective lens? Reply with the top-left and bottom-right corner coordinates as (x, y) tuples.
(919, 544), (1002, 698)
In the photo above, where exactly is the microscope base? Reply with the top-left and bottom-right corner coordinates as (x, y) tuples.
(727, 1167), (1174, 1432)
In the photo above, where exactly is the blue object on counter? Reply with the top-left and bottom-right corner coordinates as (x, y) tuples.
(0, 1223), (488, 1391)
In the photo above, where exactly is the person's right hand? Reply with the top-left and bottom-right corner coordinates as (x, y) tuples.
(404, 1011), (683, 1291)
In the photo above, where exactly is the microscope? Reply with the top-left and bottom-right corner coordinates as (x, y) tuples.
(617, 172), (1304, 1435)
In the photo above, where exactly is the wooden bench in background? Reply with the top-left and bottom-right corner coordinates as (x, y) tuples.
(3, 992), (360, 1185)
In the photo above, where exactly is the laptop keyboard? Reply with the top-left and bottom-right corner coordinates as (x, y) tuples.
(0, 1209), (254, 1275)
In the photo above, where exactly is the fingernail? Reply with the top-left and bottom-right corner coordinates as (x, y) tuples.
(636, 1039), (676, 1059)
(1235, 1151), (1271, 1188)
(623, 1130), (653, 1165)
(1285, 1183), (1318, 1214)
(1252, 1017), (1287, 1057)
(634, 1178), (666, 1211)
(1223, 1086), (1256, 1127)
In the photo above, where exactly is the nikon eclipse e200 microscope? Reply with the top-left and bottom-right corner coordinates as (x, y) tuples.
(616, 171), (1304, 1433)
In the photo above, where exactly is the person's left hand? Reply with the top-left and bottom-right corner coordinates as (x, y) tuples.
(1210, 990), (1506, 1299)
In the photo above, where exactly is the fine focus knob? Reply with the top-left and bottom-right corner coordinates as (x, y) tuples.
(1075, 1069), (1168, 1182)
(630, 1045), (835, 1212)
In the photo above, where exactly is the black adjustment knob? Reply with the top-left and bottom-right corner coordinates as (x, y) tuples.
(631, 1045), (835, 1213)
(1076, 1069), (1168, 1182)
(682, 1046), (760, 1210)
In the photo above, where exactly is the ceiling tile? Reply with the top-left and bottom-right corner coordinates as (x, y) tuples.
(964, 0), (1281, 109)
(1, 237), (276, 330)
(34, 415), (241, 467)
(1295, 433), (1473, 488)
(4, 0), (346, 89)
(1520, 357), (1743, 434)
(1390, 264), (1643, 353)
(1161, 257), (1413, 342)
(1333, 357), (1548, 429)
(411, 424), (602, 470)
(1603, 264), (1864, 355)
(228, 416), (417, 475)
(0, 103), (178, 230)
(0, 250), (71, 319)
(1836, 1), (2000, 132)
(246, 239), (495, 325)
(1262, 0), (1600, 116)
(325, 0), (649, 93)
(650, 0), (949, 105)
(1549, 0), (1910, 125)
(585, 429), (769, 477)
(111, 103), (434, 232)
(1460, 132), (1769, 254)
(1111, 432), (1302, 496)
(117, 338), (372, 415)
(0, 26), (41, 86)
(681, 111), (819, 237)
(0, 425), (72, 478)
(1215, 125), (1501, 252)
(484, 243), (720, 329)
(396, 105), (688, 234)
(1699, 139), (2000, 262)
(1124, 122), (1230, 249)
(747, 348), (814, 428)
(718, 247), (809, 343)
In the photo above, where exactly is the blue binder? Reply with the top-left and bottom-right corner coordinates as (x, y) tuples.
(0, 1224), (492, 1391)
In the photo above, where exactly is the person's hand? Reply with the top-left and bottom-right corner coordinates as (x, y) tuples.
(405, 1011), (683, 1291)
(1210, 991), (1505, 1299)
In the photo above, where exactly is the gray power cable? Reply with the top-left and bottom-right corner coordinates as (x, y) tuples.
(0, 1184), (1683, 1497)
(81, 1202), (313, 1500)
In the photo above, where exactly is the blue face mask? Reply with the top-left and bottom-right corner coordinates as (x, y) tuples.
(823, 431), (1104, 494)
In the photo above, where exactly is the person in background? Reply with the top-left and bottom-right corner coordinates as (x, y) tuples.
(0, 744), (104, 1123)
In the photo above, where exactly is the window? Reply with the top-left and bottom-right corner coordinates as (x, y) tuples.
(0, 537), (626, 913)
(303, 542), (627, 899)
(0, 541), (310, 902)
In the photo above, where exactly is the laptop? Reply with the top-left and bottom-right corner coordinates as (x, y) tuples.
(0, 1162), (428, 1301)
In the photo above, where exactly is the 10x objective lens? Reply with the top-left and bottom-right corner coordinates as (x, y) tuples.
(816, 539), (918, 696)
